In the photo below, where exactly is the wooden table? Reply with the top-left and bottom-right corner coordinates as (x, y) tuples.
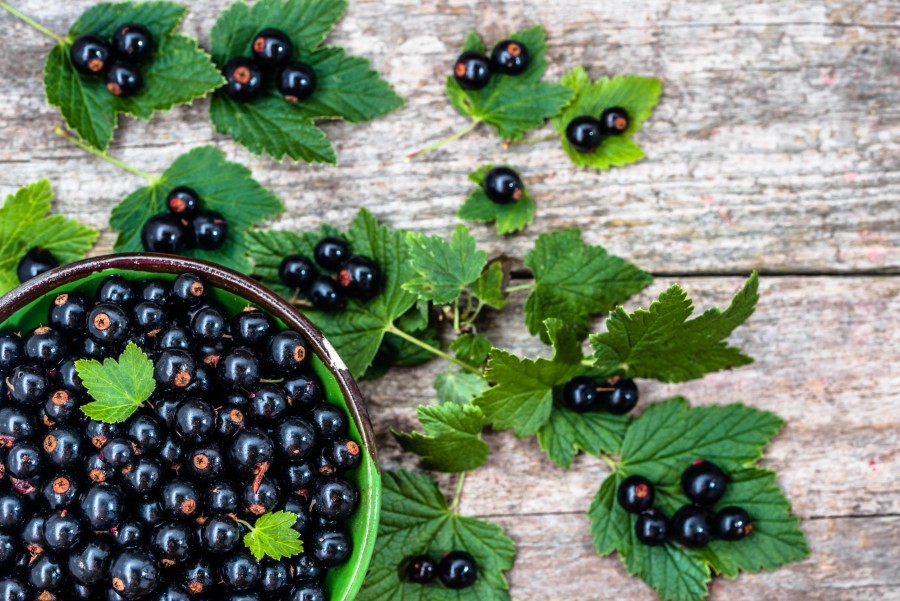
(1, 1), (898, 598)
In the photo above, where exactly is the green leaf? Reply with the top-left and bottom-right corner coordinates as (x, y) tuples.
(450, 333), (493, 368)
(552, 67), (662, 170)
(588, 398), (807, 601)
(590, 273), (760, 382)
(76, 343), (156, 424)
(244, 226), (334, 298)
(209, 0), (402, 163)
(404, 225), (487, 305)
(458, 165), (535, 235)
(358, 469), (516, 601)
(472, 262), (508, 309)
(446, 26), (574, 141)
(393, 403), (489, 472)
(109, 146), (284, 273)
(524, 228), (653, 343)
(434, 370), (489, 406)
(537, 405), (630, 469)
(44, 2), (224, 151)
(0, 180), (98, 295)
(243, 511), (304, 561)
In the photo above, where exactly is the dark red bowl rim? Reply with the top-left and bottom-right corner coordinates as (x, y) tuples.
(0, 253), (378, 466)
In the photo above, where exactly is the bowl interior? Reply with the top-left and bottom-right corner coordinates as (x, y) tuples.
(0, 265), (379, 601)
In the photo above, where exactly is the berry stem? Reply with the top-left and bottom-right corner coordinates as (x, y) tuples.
(53, 127), (156, 182)
(580, 358), (595, 368)
(502, 133), (558, 148)
(452, 300), (461, 333)
(599, 453), (619, 471)
(504, 282), (535, 294)
(449, 472), (467, 514)
(385, 323), (481, 375)
(0, 2), (66, 44)
(406, 119), (481, 161)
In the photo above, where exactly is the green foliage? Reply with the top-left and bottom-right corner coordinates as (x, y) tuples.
(434, 370), (489, 406)
(450, 333), (493, 368)
(243, 511), (304, 560)
(404, 225), (487, 304)
(393, 403), (489, 472)
(458, 165), (535, 235)
(76, 343), (156, 423)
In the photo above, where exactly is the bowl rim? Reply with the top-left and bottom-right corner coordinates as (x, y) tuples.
(0, 252), (380, 599)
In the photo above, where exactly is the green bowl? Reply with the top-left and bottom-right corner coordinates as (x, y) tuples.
(0, 253), (380, 601)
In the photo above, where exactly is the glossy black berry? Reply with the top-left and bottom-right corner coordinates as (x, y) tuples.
(192, 211), (228, 250)
(252, 28), (294, 67)
(265, 330), (310, 373)
(243, 476), (281, 515)
(43, 509), (85, 551)
(16, 247), (58, 282)
(160, 478), (201, 518)
(282, 371), (323, 410)
(314, 237), (350, 271)
(81, 483), (125, 530)
(218, 347), (261, 391)
(125, 413), (163, 454)
(249, 385), (289, 423)
(308, 276), (345, 312)
(171, 273), (206, 306)
(598, 376), (639, 415)
(9, 365), (51, 408)
(68, 539), (113, 586)
(132, 498), (163, 527)
(289, 584), (326, 601)
(453, 51), (491, 90)
(42, 474), (79, 509)
(205, 481), (240, 514)
(110, 547), (159, 598)
(20, 517), (44, 549)
(406, 555), (436, 584)
(715, 506), (753, 541)
(292, 553), (325, 582)
(87, 303), (131, 346)
(97, 275), (136, 306)
(311, 478), (357, 520)
(635, 509), (670, 546)
(277, 62), (317, 102)
(156, 435), (184, 469)
(278, 254), (316, 290)
(0, 493), (26, 529)
(158, 325), (190, 351)
(165, 187), (201, 219)
(220, 551), (261, 591)
(337, 255), (381, 300)
(216, 405), (247, 438)
(681, 459), (728, 505)
(618, 475), (655, 513)
(43, 428), (83, 467)
(113, 23), (154, 63)
(0, 406), (34, 445)
(230, 308), (274, 348)
(28, 554), (65, 593)
(561, 376), (599, 413)
(259, 558), (292, 595)
(106, 61), (143, 97)
(283, 462), (315, 493)
(185, 446), (224, 481)
(566, 116), (604, 153)
(438, 550), (478, 589)
(48, 292), (88, 334)
(120, 458), (162, 498)
(600, 106), (630, 135)
(483, 166), (523, 204)
(310, 405), (347, 441)
(0, 333), (22, 374)
(0, 579), (26, 601)
(222, 57), (264, 102)
(672, 505), (712, 548)
(490, 39), (529, 75)
(151, 521), (195, 563)
(200, 515), (240, 554)
(71, 34), (112, 75)
(327, 438), (362, 472)
(99, 438), (133, 468)
(142, 214), (187, 254)
(188, 307), (225, 343)
(155, 349), (197, 389)
(7, 442), (42, 478)
(228, 428), (275, 473)
(111, 521), (143, 548)
(310, 529), (352, 568)
(154, 584), (190, 601)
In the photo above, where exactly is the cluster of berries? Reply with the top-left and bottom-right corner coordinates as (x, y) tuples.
(561, 375), (640, 415)
(619, 460), (753, 548)
(141, 187), (228, 255)
(222, 29), (317, 104)
(70, 25), (154, 98)
(565, 107), (632, 154)
(0, 273), (360, 600)
(278, 237), (381, 313)
(405, 551), (478, 590)
(453, 39), (530, 90)
(482, 167), (524, 205)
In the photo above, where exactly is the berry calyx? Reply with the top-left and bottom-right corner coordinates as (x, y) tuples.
(453, 51), (491, 90)
(277, 62), (317, 103)
(406, 555), (436, 584)
(70, 35), (112, 76)
(222, 58), (264, 102)
(681, 459), (728, 505)
(141, 214), (187, 254)
(617, 475), (655, 513)
(490, 40), (529, 75)
(105, 61), (143, 98)
(251, 28), (294, 68)
(483, 166), (523, 204)
(565, 116), (604, 153)
(113, 24), (154, 63)
(600, 106), (630, 135)
(191, 211), (228, 250)
(17, 248), (58, 283)
(166, 187), (201, 218)
(715, 506), (753, 541)
(438, 550), (478, 589)
(635, 509), (670, 546)
(337, 255), (381, 300)
(598, 376), (639, 415)
(560, 376), (598, 413)
(671, 505), (712, 548)
(279, 254), (316, 290)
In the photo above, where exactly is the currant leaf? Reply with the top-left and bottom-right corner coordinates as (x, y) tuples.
(404, 224), (487, 305)
(434, 370), (489, 406)
(243, 511), (304, 561)
(77, 343), (156, 424)
(393, 403), (489, 473)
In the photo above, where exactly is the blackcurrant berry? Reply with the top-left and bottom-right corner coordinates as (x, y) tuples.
(561, 376), (599, 413)
(438, 550), (478, 589)
(125, 413), (163, 454)
(0, 332), (22, 374)
(201, 515), (240, 554)
(618, 475), (655, 513)
(0, 493), (26, 528)
(282, 371), (324, 410)
(308, 276), (345, 312)
(228, 428), (275, 473)
(681, 459), (728, 505)
(68, 539), (113, 586)
(106, 61), (143, 97)
(218, 347), (261, 391)
(27, 554), (66, 593)
(48, 292), (88, 334)
(566, 116), (604, 153)
(490, 39), (529, 75)
(310, 529), (352, 568)
(598, 376), (639, 415)
(70, 34), (112, 76)
(283, 462), (315, 493)
(53, 360), (84, 393)
(205, 480), (240, 514)
(406, 555), (437, 584)
(229, 308), (274, 348)
(151, 521), (195, 564)
(97, 275), (136, 306)
(277, 62), (317, 102)
(453, 51), (491, 90)
(314, 237), (350, 271)
(142, 214), (187, 254)
(111, 521), (143, 549)
(158, 325), (191, 350)
(85, 421), (120, 450)
(185, 446), (224, 481)
(311, 478), (357, 520)
(42, 474), (79, 509)
(337, 255), (381, 299)
(132, 498), (164, 526)
(190, 306), (226, 342)
(132, 301), (166, 335)
(154, 584), (191, 601)
(220, 551), (261, 591)
(289, 585), (326, 601)
(160, 478), (201, 518)
(155, 349), (197, 389)
(43, 427), (83, 467)
(99, 438), (133, 468)
(252, 28), (294, 67)
(259, 558), (292, 595)
(6, 442), (42, 478)
(110, 547), (159, 598)
(113, 23), (154, 63)
(216, 405), (247, 438)
(87, 302), (131, 346)
(182, 557), (215, 595)
(192, 211), (228, 250)
(43, 509), (85, 551)
(140, 279), (170, 306)
(600, 106), (630, 135)
(21, 515), (45, 553)
(16, 247), (58, 282)
(156, 435), (185, 469)
(671, 505), (712, 548)
(483, 166), (523, 204)
(249, 385), (289, 423)
(166, 186), (201, 218)
(310, 405), (347, 440)
(171, 273), (206, 306)
(264, 330), (310, 373)
(81, 483), (125, 530)
(243, 475), (281, 515)
(278, 254), (316, 290)
(222, 57), (264, 102)
(635, 509), (670, 546)
(291, 553), (325, 582)
(23, 326), (65, 367)
(326, 438), (361, 472)
(715, 506), (753, 541)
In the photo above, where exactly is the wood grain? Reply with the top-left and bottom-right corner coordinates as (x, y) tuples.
(0, 1), (898, 599)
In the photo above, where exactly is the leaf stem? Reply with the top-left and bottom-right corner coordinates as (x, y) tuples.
(452, 300), (461, 334)
(599, 453), (619, 471)
(504, 283), (535, 294)
(53, 127), (156, 182)
(449, 472), (467, 514)
(502, 133), (558, 149)
(385, 324), (481, 375)
(581, 358), (595, 368)
(0, 2), (65, 44)
(235, 517), (254, 530)
(406, 120), (481, 161)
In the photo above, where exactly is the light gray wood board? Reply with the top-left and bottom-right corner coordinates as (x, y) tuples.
(0, 0), (898, 273)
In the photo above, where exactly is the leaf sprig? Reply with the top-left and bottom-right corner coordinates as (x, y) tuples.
(240, 511), (304, 561)
(76, 342), (156, 424)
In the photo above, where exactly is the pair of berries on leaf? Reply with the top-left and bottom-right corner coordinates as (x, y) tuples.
(618, 460), (753, 548)
(16, 248), (59, 284)
(561, 375), (639, 415)
(566, 107), (631, 154)
(453, 39), (530, 90)
(70, 24), (154, 98)
(141, 186), (228, 254)
(278, 237), (381, 313)
(406, 551), (478, 589)
(222, 29), (317, 104)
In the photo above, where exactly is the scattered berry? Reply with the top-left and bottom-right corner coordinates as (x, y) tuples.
(566, 116), (604, 153)
(113, 24), (154, 63)
(600, 106), (630, 135)
(672, 505), (712, 548)
(453, 51), (491, 90)
(715, 506), (753, 541)
(598, 376), (639, 415)
(483, 166), (524, 204)
(438, 550), (478, 589)
(309, 276), (345, 312)
(70, 34), (112, 76)
(166, 187), (201, 218)
(252, 29), (294, 68)
(490, 40), (529, 75)
(105, 61), (144, 97)
(222, 57), (264, 102)
(277, 62), (317, 102)
(314, 237), (350, 272)
(561, 376), (599, 413)
(406, 555), (437, 584)
(337, 255), (381, 300)
(16, 248), (58, 283)
(191, 210), (228, 250)
(141, 214), (187, 254)
(279, 254), (316, 290)
(617, 475), (655, 513)
(635, 509), (670, 546)
(681, 459), (728, 505)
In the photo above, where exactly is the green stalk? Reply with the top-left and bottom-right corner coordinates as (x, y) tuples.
(54, 127), (156, 182)
(406, 119), (481, 161)
(0, 2), (65, 44)
(385, 324), (481, 375)
(449, 472), (467, 513)
(504, 283), (535, 294)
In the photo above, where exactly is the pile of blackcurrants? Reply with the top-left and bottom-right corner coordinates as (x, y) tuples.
(453, 39), (530, 90)
(221, 29), (317, 104)
(0, 272), (361, 600)
(481, 166), (524, 205)
(141, 187), (228, 255)
(278, 237), (381, 313)
(565, 107), (631, 154)
(620, 460), (753, 548)
(561, 375), (640, 415)
(70, 24), (154, 98)
(404, 551), (477, 590)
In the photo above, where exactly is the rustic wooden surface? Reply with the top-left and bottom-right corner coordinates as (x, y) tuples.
(1, 0), (898, 599)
